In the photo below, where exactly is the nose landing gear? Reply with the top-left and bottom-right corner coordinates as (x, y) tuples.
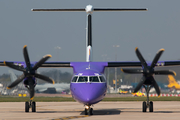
(25, 100), (36, 112)
(85, 105), (93, 115)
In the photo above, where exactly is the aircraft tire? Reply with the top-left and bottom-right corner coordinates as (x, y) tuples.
(85, 108), (88, 115)
(89, 108), (93, 115)
(32, 101), (36, 112)
(149, 101), (153, 112)
(25, 101), (29, 112)
(142, 101), (146, 112)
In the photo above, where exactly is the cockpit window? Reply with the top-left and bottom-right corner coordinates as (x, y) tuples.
(89, 76), (99, 82)
(99, 76), (106, 82)
(72, 76), (106, 83)
(72, 76), (78, 82)
(78, 77), (88, 82)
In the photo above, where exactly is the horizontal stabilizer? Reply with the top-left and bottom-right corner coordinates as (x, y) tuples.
(31, 9), (85, 11)
(32, 8), (147, 12)
(32, 4), (147, 13)
(94, 8), (147, 11)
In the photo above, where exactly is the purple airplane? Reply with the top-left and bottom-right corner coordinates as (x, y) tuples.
(3, 5), (180, 114)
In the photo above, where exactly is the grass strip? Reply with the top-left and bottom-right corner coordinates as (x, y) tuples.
(0, 97), (75, 102)
(102, 97), (180, 101)
(0, 96), (180, 102)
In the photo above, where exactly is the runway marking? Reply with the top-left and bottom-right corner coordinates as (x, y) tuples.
(51, 115), (89, 120)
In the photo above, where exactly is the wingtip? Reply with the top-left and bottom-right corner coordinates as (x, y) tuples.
(158, 95), (161, 98)
(173, 71), (177, 76)
(121, 68), (124, 72)
(135, 47), (138, 51)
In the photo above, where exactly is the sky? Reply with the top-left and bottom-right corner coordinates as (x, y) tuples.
(0, 0), (180, 74)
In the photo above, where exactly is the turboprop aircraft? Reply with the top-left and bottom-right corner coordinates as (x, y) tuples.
(2, 5), (180, 114)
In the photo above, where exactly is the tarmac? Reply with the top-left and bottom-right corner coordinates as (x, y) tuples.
(0, 101), (180, 120)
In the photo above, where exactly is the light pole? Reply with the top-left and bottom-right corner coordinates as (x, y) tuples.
(106, 57), (112, 93)
(54, 46), (61, 83)
(101, 54), (110, 93)
(113, 45), (119, 93)
(54, 46), (61, 61)
(107, 68), (110, 93)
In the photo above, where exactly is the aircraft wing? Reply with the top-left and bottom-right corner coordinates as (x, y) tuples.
(40, 62), (72, 67)
(1, 61), (180, 68)
(0, 61), (72, 68)
(162, 61), (180, 66)
(107, 61), (180, 67)
(107, 61), (141, 67)
(38, 61), (180, 68)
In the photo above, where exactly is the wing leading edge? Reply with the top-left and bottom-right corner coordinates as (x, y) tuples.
(107, 61), (180, 68)
(1, 61), (180, 68)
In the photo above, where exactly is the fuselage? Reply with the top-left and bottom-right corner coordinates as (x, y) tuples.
(70, 67), (107, 105)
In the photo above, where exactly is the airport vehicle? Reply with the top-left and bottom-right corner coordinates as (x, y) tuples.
(167, 75), (180, 90)
(132, 91), (145, 97)
(119, 89), (128, 94)
(2, 5), (180, 114)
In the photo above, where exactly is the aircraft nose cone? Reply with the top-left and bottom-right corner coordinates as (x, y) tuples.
(71, 83), (107, 104)
(84, 98), (91, 103)
(81, 93), (98, 103)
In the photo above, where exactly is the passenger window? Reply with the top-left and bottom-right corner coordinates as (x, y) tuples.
(99, 76), (106, 82)
(89, 76), (99, 82)
(78, 77), (88, 82)
(72, 77), (78, 82)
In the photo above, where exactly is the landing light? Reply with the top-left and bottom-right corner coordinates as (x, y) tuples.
(85, 105), (89, 109)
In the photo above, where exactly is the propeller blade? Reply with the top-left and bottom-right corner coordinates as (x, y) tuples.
(4, 61), (26, 72)
(133, 76), (146, 93)
(135, 47), (148, 71)
(34, 73), (55, 84)
(7, 74), (25, 89)
(151, 77), (161, 97)
(150, 48), (165, 69)
(121, 68), (143, 74)
(23, 45), (31, 70)
(30, 88), (35, 100)
(154, 70), (176, 76)
(32, 54), (52, 70)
